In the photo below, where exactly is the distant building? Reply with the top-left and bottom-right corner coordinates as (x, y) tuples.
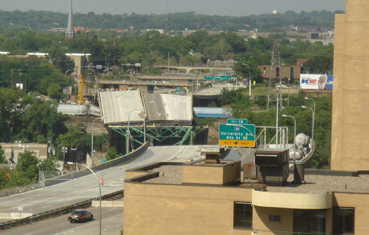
(65, 0), (75, 41)
(1, 143), (48, 165)
(296, 58), (309, 67)
(26, 52), (49, 58)
(257, 65), (302, 82)
(73, 26), (85, 32)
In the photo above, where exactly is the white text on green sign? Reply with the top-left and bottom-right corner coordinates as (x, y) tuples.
(227, 119), (248, 125)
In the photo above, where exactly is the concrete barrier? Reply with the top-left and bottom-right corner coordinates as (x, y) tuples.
(0, 213), (33, 220)
(0, 190), (123, 231)
(91, 200), (124, 208)
(45, 142), (150, 187)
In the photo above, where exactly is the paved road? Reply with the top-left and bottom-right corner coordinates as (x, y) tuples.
(144, 93), (166, 121)
(1, 207), (123, 235)
(193, 84), (239, 96)
(0, 146), (207, 217)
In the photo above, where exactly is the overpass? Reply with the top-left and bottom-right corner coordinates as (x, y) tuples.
(99, 80), (192, 90)
(153, 65), (233, 74)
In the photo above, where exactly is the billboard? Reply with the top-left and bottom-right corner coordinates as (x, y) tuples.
(300, 74), (333, 90)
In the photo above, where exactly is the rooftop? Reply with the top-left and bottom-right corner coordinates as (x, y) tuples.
(137, 162), (369, 194)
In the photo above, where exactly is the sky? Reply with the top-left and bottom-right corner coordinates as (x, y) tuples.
(1, 0), (345, 16)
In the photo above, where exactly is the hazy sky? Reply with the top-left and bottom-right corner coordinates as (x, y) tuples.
(1, 0), (345, 16)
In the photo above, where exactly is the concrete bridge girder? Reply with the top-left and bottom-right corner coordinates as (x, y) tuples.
(153, 66), (233, 74)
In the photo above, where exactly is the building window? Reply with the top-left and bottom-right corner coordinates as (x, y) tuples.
(290, 67), (294, 80)
(234, 202), (252, 229)
(269, 215), (281, 222)
(276, 67), (280, 78)
(293, 209), (326, 233)
(333, 207), (354, 234)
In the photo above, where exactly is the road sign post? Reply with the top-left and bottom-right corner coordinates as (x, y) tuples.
(219, 123), (255, 147)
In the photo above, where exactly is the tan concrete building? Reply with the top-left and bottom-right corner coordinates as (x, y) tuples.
(257, 65), (302, 82)
(331, 0), (369, 171)
(124, 160), (368, 235)
(0, 143), (48, 164)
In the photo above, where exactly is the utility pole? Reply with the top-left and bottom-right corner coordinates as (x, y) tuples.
(11, 69), (13, 88)
(267, 41), (276, 111)
(167, 52), (170, 72)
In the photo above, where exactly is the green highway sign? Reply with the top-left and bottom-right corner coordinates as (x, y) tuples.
(227, 119), (248, 125)
(219, 123), (255, 147)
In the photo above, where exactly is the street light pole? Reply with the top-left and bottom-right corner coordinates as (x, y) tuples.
(242, 63), (251, 96)
(304, 97), (315, 140)
(68, 162), (102, 235)
(105, 54), (110, 76)
(282, 114), (296, 161)
(302, 105), (314, 140)
(276, 90), (279, 148)
(91, 117), (104, 165)
(61, 147), (68, 175)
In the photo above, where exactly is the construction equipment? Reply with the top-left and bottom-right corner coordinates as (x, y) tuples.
(77, 31), (89, 104)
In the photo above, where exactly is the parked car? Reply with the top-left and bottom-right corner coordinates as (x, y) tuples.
(68, 209), (93, 223)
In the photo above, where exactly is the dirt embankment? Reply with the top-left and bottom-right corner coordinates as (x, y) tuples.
(207, 119), (227, 144)
(65, 116), (108, 135)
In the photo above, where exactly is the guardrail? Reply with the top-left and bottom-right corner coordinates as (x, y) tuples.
(0, 183), (41, 198)
(0, 190), (123, 231)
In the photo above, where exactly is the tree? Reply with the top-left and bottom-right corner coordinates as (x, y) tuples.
(47, 83), (63, 100)
(39, 155), (58, 171)
(106, 147), (118, 161)
(16, 151), (39, 184)
(0, 144), (6, 163)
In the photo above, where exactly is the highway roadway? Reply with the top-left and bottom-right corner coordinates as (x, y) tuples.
(144, 93), (167, 121)
(193, 84), (239, 96)
(0, 144), (255, 234)
(1, 207), (123, 235)
(0, 146), (207, 219)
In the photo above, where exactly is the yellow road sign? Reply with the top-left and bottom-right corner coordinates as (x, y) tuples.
(219, 139), (255, 147)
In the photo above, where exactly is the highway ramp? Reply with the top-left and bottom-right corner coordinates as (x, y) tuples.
(0, 145), (206, 220)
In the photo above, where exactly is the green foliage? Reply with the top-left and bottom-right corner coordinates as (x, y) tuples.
(0, 88), (68, 143)
(0, 145), (6, 164)
(225, 88), (331, 169)
(0, 168), (10, 190)
(16, 151), (39, 184)
(193, 118), (217, 127)
(47, 83), (63, 100)
(56, 124), (91, 155)
(106, 147), (118, 161)
(39, 155), (58, 171)
(0, 10), (335, 32)
(93, 134), (109, 151)
(218, 88), (251, 107)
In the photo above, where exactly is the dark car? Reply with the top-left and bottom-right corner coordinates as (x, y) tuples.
(68, 209), (93, 223)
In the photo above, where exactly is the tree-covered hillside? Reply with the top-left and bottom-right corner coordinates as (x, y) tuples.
(0, 10), (337, 32)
